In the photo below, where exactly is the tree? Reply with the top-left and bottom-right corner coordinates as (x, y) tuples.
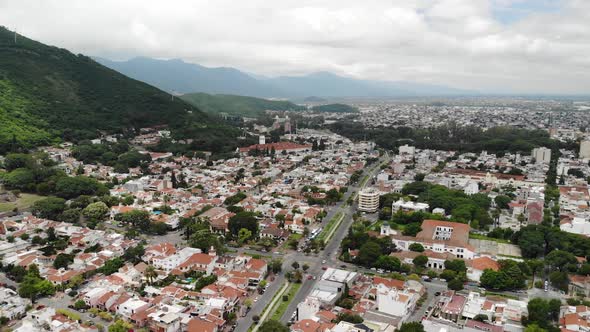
(412, 255), (428, 268)
(31, 197), (66, 220)
(525, 324), (548, 332)
(358, 241), (382, 267)
(375, 255), (401, 272)
(82, 201), (109, 222)
(448, 278), (464, 291)
(403, 223), (422, 236)
(398, 322), (426, 332)
(59, 208), (81, 224)
(495, 195), (512, 209)
(517, 228), (546, 258)
(144, 265), (157, 285)
(228, 211), (258, 238)
(409, 243), (424, 252)
(258, 320), (289, 332)
(74, 299), (88, 310)
(53, 253), (72, 269)
(269, 259), (282, 274)
(291, 261), (300, 270)
(46, 227), (57, 242)
(108, 319), (134, 332)
(119, 210), (151, 229)
(527, 298), (550, 328)
(238, 228), (253, 245)
(18, 264), (55, 303)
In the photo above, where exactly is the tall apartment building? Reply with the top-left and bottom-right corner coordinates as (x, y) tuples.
(532, 147), (551, 164)
(581, 141), (590, 159)
(358, 188), (380, 213)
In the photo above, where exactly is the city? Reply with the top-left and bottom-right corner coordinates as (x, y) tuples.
(2, 1), (590, 332)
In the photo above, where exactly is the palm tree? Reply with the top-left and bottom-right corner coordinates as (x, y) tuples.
(144, 265), (157, 285)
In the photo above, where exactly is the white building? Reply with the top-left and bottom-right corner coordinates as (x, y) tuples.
(581, 141), (590, 159)
(0, 288), (29, 320)
(399, 145), (416, 156)
(560, 217), (590, 236)
(358, 188), (380, 213)
(152, 247), (202, 272)
(392, 199), (429, 212)
(297, 296), (321, 321)
(376, 283), (417, 318)
(532, 147), (552, 164)
(117, 298), (149, 318)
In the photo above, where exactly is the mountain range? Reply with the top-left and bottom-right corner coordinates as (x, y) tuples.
(94, 57), (476, 98)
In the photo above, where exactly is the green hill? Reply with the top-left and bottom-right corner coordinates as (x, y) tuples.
(181, 92), (305, 118)
(311, 103), (358, 113)
(0, 26), (237, 154)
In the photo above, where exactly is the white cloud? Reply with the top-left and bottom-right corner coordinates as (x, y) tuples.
(1, 0), (589, 94)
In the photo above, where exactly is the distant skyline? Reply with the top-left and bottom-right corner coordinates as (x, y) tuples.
(1, 0), (589, 95)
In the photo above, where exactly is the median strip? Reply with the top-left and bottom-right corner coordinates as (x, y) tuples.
(251, 281), (290, 332)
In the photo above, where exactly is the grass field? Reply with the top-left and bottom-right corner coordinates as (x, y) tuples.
(469, 233), (510, 244)
(317, 211), (344, 242)
(0, 193), (44, 212)
(269, 282), (302, 321)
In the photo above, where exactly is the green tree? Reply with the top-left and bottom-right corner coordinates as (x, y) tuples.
(412, 255), (428, 268)
(358, 241), (382, 267)
(108, 319), (134, 332)
(494, 195), (512, 209)
(119, 210), (151, 229)
(375, 255), (401, 272)
(259, 320), (289, 332)
(527, 298), (550, 328)
(82, 201), (109, 222)
(448, 278), (464, 291)
(238, 228), (253, 244)
(53, 253), (72, 269)
(398, 322), (426, 332)
(409, 243), (425, 252)
(228, 211), (258, 238)
(31, 197), (66, 220)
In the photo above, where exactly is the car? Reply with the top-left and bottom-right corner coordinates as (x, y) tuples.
(254, 296), (259, 302)
(322, 266), (327, 270)
(340, 264), (347, 268)
(313, 276), (317, 280)
(307, 275), (313, 280)
(434, 292), (441, 296)
(321, 260), (326, 264)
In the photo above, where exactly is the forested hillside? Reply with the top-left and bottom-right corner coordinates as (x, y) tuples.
(0, 26), (237, 154)
(181, 93), (305, 118)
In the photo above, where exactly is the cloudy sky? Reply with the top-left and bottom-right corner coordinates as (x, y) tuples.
(1, 0), (589, 94)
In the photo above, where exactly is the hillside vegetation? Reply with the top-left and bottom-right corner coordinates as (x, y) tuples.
(181, 93), (304, 118)
(0, 26), (237, 154)
(311, 103), (358, 113)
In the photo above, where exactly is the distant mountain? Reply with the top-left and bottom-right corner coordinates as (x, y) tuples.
(181, 93), (304, 118)
(0, 27), (237, 154)
(94, 57), (283, 97)
(96, 56), (476, 99)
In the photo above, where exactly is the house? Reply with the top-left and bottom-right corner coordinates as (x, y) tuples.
(0, 287), (29, 320)
(187, 318), (218, 332)
(467, 257), (500, 282)
(117, 298), (150, 319)
(391, 220), (475, 259)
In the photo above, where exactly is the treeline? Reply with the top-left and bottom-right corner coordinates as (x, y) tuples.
(329, 122), (577, 154)
(0, 153), (108, 198)
(401, 181), (493, 229)
(72, 141), (151, 173)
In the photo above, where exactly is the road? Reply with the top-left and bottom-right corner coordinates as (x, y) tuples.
(235, 156), (387, 332)
(279, 157), (387, 324)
